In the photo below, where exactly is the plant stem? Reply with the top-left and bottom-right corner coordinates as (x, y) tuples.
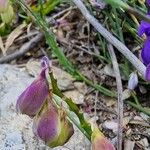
(127, 101), (150, 116)
(131, 91), (140, 106)
(108, 44), (123, 150)
(127, 6), (150, 22)
(76, 71), (116, 97)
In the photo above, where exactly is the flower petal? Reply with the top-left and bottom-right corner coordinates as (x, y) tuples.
(138, 19), (150, 37)
(145, 63), (150, 81)
(147, 0), (150, 6)
(141, 37), (150, 66)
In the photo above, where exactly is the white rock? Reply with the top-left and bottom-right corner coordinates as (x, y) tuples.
(102, 120), (118, 133)
(124, 140), (135, 150)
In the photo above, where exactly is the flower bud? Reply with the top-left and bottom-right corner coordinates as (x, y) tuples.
(16, 57), (50, 117)
(128, 72), (138, 90)
(91, 124), (115, 150)
(0, 0), (8, 13)
(33, 96), (74, 148)
(16, 72), (49, 117)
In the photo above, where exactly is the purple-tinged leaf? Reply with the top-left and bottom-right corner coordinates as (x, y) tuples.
(33, 95), (74, 148)
(16, 72), (49, 117)
(16, 56), (50, 117)
(33, 96), (60, 144)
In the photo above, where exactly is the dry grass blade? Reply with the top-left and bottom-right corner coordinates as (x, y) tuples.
(108, 44), (123, 150)
(4, 23), (26, 54)
(0, 36), (5, 55)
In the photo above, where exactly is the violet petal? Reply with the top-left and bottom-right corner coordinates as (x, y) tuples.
(145, 63), (150, 81)
(147, 0), (150, 6)
(33, 96), (74, 148)
(138, 19), (150, 37)
(141, 36), (150, 66)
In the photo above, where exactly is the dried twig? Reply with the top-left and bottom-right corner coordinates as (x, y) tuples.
(94, 91), (98, 123)
(0, 7), (76, 63)
(108, 44), (123, 150)
(72, 0), (146, 78)
(0, 33), (44, 63)
(46, 6), (77, 23)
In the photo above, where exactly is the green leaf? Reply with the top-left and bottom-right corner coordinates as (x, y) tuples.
(105, 0), (128, 9)
(31, 0), (61, 15)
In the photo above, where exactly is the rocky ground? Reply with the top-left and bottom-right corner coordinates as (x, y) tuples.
(0, 63), (90, 150)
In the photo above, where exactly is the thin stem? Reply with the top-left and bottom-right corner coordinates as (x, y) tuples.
(107, 44), (123, 150)
(127, 101), (150, 116)
(131, 91), (140, 106)
(76, 71), (116, 97)
(127, 6), (150, 23)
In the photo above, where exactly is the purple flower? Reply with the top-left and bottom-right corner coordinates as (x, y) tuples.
(138, 11), (150, 66)
(138, 15), (150, 37)
(146, 63), (150, 80)
(141, 36), (150, 66)
(33, 95), (74, 148)
(138, 3), (150, 81)
(147, 0), (150, 6)
(16, 56), (50, 117)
